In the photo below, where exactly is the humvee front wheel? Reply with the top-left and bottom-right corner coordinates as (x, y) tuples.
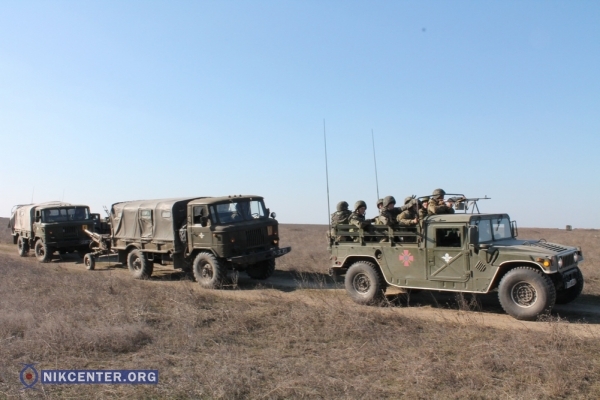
(17, 236), (29, 257)
(193, 252), (226, 289)
(345, 261), (386, 305)
(246, 259), (275, 280)
(34, 239), (53, 263)
(127, 249), (154, 279)
(555, 267), (584, 305)
(498, 266), (556, 321)
(83, 253), (95, 271)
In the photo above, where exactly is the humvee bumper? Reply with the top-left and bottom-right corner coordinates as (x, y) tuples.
(227, 246), (291, 265)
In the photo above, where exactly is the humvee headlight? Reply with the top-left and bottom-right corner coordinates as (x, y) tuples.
(557, 257), (563, 268)
(536, 257), (552, 268)
(273, 239), (278, 245)
(231, 238), (235, 243)
(574, 253), (579, 262)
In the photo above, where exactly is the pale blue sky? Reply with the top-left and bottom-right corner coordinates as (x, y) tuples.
(1, 1), (599, 228)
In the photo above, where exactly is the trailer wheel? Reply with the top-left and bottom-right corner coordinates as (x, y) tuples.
(193, 252), (226, 289)
(83, 253), (95, 270)
(17, 236), (29, 257)
(345, 261), (386, 305)
(498, 266), (556, 320)
(127, 249), (154, 279)
(246, 259), (276, 280)
(34, 239), (53, 263)
(555, 267), (584, 305)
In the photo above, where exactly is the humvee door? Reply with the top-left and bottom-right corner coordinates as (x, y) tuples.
(426, 224), (472, 289)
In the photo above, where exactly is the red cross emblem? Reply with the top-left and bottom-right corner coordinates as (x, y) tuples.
(399, 250), (414, 267)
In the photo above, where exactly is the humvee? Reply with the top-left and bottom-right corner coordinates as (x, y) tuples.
(9, 202), (94, 262)
(85, 195), (290, 288)
(328, 196), (584, 320)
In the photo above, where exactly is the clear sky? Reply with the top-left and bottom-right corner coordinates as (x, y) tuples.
(1, 1), (599, 228)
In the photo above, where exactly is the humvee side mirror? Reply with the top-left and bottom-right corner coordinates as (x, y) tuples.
(468, 226), (479, 247)
(270, 212), (277, 219)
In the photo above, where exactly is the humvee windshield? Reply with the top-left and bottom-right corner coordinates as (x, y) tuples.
(473, 216), (512, 242)
(210, 200), (267, 224)
(42, 207), (90, 223)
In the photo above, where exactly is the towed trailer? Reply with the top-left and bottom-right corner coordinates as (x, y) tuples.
(83, 195), (291, 288)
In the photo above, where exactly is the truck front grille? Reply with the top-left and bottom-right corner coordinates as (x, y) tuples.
(561, 253), (575, 269)
(246, 228), (266, 247)
(62, 226), (80, 237)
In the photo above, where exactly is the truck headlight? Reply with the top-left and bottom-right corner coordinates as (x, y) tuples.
(557, 257), (563, 268)
(574, 253), (579, 262)
(536, 257), (552, 268)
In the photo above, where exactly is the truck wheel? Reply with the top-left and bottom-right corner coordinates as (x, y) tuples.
(17, 236), (29, 257)
(345, 261), (386, 305)
(127, 249), (154, 279)
(34, 239), (53, 263)
(83, 253), (96, 270)
(246, 259), (276, 280)
(193, 253), (226, 289)
(555, 267), (584, 305)
(498, 266), (556, 321)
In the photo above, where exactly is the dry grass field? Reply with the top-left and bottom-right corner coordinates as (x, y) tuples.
(1, 218), (600, 398)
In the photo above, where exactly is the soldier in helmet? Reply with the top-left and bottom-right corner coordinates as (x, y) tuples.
(427, 189), (455, 215)
(419, 197), (430, 220)
(377, 195), (418, 226)
(330, 201), (352, 241)
(397, 196), (419, 226)
(349, 200), (376, 242)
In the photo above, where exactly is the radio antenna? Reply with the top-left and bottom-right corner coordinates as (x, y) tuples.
(371, 129), (380, 201)
(324, 119), (331, 231)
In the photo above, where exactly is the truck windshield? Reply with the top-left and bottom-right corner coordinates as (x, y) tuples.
(473, 217), (512, 242)
(42, 207), (90, 223)
(210, 200), (267, 224)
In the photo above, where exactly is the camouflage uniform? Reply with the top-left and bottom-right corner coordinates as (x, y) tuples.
(349, 200), (375, 241)
(427, 189), (455, 215)
(377, 196), (417, 226)
(330, 201), (352, 240)
(418, 197), (430, 220)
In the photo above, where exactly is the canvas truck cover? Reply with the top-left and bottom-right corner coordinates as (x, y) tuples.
(111, 198), (205, 249)
(10, 202), (72, 232)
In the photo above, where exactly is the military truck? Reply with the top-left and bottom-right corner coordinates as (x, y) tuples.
(84, 195), (290, 288)
(328, 196), (584, 320)
(9, 202), (94, 262)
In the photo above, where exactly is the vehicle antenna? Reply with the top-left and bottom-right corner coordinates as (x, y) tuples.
(371, 129), (380, 201)
(324, 119), (331, 232)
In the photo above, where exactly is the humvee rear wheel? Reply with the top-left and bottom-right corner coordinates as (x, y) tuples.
(555, 267), (584, 305)
(34, 239), (53, 263)
(498, 266), (556, 321)
(345, 261), (386, 305)
(127, 249), (154, 279)
(246, 259), (275, 280)
(83, 253), (95, 271)
(193, 252), (226, 289)
(17, 236), (29, 257)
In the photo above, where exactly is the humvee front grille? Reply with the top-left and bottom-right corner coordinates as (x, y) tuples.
(246, 228), (266, 247)
(561, 253), (575, 269)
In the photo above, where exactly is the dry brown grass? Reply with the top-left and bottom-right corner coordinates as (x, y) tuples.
(1, 221), (600, 398)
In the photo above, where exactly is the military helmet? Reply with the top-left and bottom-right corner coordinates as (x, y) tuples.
(383, 196), (396, 208)
(404, 196), (414, 205)
(377, 199), (384, 208)
(421, 196), (430, 203)
(354, 200), (367, 211)
(336, 201), (349, 212)
(432, 188), (446, 199)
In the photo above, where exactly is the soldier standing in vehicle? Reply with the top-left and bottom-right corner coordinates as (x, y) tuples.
(428, 189), (455, 215)
(349, 200), (375, 242)
(330, 201), (352, 241)
(377, 195), (417, 226)
(419, 197), (429, 219)
(397, 196), (419, 226)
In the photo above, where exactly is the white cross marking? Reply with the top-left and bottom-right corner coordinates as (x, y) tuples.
(442, 253), (453, 263)
(199, 232), (204, 239)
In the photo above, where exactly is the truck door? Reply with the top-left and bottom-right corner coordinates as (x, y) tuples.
(427, 225), (471, 289)
(189, 205), (212, 249)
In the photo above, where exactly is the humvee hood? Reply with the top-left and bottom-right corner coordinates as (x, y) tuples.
(489, 239), (577, 256)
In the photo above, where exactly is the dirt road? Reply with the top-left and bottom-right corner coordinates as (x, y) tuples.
(2, 242), (600, 338)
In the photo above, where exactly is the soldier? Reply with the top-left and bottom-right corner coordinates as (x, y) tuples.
(419, 197), (430, 220)
(330, 201), (352, 241)
(349, 200), (375, 242)
(427, 189), (455, 215)
(397, 196), (419, 226)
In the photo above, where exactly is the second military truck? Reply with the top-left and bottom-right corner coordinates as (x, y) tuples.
(84, 195), (291, 288)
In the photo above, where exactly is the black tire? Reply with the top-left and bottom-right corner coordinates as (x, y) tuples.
(344, 261), (386, 305)
(193, 252), (226, 289)
(34, 239), (53, 263)
(555, 267), (584, 305)
(83, 253), (96, 270)
(127, 249), (154, 279)
(17, 236), (29, 257)
(498, 266), (556, 321)
(246, 259), (276, 280)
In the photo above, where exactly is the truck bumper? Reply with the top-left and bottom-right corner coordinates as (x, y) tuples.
(46, 239), (92, 249)
(227, 246), (291, 265)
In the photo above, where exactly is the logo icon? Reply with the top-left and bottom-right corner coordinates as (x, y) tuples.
(399, 250), (414, 267)
(442, 253), (453, 263)
(20, 364), (39, 390)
